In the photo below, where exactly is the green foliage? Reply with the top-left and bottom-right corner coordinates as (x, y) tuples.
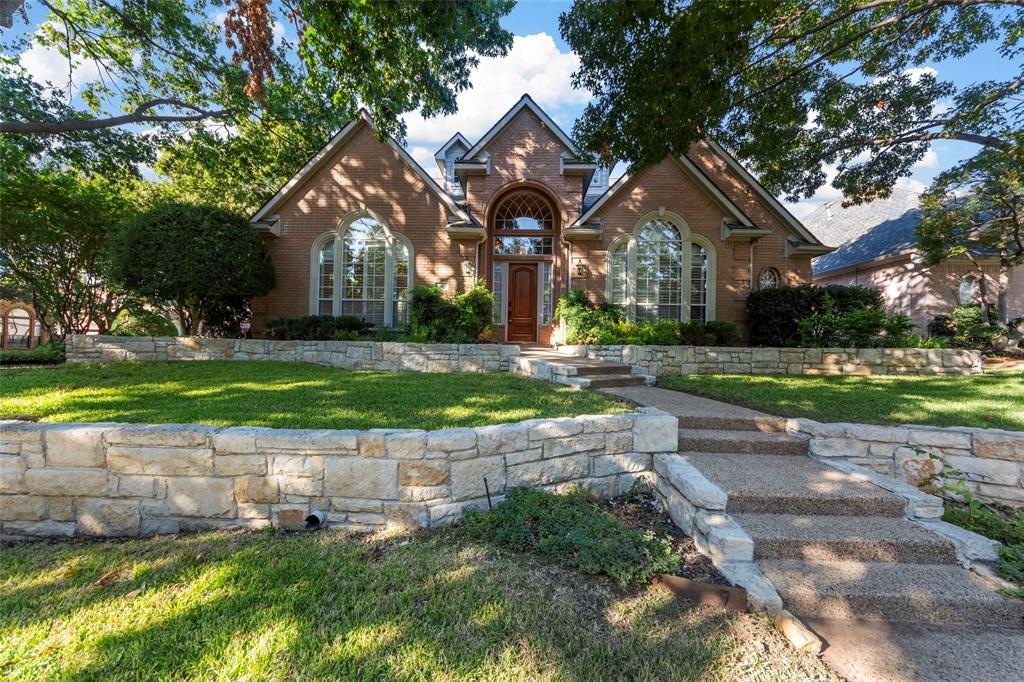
(0, 168), (136, 339)
(462, 487), (681, 586)
(747, 285), (885, 347)
(917, 144), (1024, 322)
(929, 306), (1006, 349)
(409, 281), (494, 343)
(942, 492), (1024, 597)
(679, 320), (741, 346)
(263, 315), (371, 341)
(796, 294), (913, 348)
(109, 202), (275, 335)
(108, 308), (179, 337)
(0, 341), (65, 366)
(561, 1), (1021, 204)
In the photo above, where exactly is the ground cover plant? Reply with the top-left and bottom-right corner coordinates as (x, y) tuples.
(0, 529), (838, 681)
(943, 496), (1024, 598)
(462, 487), (681, 586)
(0, 362), (627, 431)
(0, 341), (65, 367)
(657, 372), (1024, 431)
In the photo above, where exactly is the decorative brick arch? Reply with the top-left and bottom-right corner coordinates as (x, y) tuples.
(0, 301), (47, 350)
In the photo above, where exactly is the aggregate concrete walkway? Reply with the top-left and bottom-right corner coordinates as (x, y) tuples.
(603, 384), (1024, 682)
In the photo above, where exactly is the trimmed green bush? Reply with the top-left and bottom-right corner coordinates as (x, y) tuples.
(679, 320), (741, 346)
(928, 306), (1006, 349)
(108, 308), (179, 337)
(409, 280), (494, 343)
(462, 487), (681, 586)
(0, 341), (65, 366)
(263, 315), (371, 341)
(747, 284), (883, 346)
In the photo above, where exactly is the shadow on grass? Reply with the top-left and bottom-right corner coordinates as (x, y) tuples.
(0, 362), (627, 430)
(0, 531), (740, 681)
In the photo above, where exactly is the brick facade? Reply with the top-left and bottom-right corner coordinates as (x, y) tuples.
(250, 97), (825, 341)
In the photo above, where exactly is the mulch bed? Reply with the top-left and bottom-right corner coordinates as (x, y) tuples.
(605, 490), (729, 586)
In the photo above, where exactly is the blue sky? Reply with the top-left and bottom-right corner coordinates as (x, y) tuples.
(12, 0), (1017, 217)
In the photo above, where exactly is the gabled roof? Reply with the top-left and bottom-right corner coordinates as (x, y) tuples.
(433, 132), (470, 173)
(251, 110), (472, 224)
(807, 189), (922, 275)
(462, 94), (579, 160)
(571, 155), (754, 228)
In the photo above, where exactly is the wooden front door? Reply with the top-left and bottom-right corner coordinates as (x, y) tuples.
(507, 263), (538, 343)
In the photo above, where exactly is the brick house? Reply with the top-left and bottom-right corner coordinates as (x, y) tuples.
(809, 189), (1024, 329)
(249, 94), (831, 343)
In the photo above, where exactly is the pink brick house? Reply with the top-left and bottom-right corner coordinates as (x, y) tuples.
(249, 95), (831, 343)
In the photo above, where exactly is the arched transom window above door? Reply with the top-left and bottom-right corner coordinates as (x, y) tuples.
(310, 213), (412, 327)
(492, 190), (556, 256)
(607, 212), (717, 322)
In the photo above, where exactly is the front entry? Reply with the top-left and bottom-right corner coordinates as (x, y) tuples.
(507, 263), (538, 343)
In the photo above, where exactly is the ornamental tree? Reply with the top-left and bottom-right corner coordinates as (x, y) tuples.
(917, 142), (1024, 323)
(561, 0), (1023, 204)
(109, 202), (275, 334)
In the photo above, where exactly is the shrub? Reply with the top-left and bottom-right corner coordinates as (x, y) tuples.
(263, 315), (371, 341)
(108, 308), (179, 337)
(554, 290), (623, 344)
(943, 494), (1024, 597)
(0, 341), (65, 366)
(678, 320), (741, 346)
(748, 284), (883, 346)
(929, 305), (1005, 349)
(409, 280), (494, 343)
(462, 487), (681, 586)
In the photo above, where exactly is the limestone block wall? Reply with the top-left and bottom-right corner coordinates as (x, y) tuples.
(790, 419), (1024, 506)
(0, 409), (678, 539)
(557, 344), (982, 376)
(67, 336), (521, 373)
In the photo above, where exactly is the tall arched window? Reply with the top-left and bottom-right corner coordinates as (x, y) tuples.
(605, 213), (716, 322)
(492, 191), (555, 256)
(310, 213), (413, 327)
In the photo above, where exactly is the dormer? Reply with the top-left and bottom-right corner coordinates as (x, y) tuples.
(433, 133), (470, 199)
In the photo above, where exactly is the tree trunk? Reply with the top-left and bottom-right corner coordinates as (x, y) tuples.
(997, 259), (1011, 324)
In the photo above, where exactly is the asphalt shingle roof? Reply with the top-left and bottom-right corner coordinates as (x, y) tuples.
(806, 188), (922, 275)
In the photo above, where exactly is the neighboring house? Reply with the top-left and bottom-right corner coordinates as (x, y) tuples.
(808, 189), (1024, 329)
(249, 94), (831, 343)
(0, 300), (47, 350)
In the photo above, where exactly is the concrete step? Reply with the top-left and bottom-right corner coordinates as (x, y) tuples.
(572, 363), (634, 377)
(685, 452), (906, 517)
(678, 428), (809, 456)
(759, 559), (1024, 627)
(682, 415), (790, 433)
(585, 374), (646, 388)
(733, 513), (957, 564)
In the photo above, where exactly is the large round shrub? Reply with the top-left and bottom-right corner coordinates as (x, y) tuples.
(110, 202), (275, 335)
(747, 284), (883, 346)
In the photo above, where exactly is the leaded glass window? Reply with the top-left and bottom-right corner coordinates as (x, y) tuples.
(690, 243), (708, 323)
(493, 192), (554, 231)
(317, 243), (335, 315)
(634, 219), (683, 322)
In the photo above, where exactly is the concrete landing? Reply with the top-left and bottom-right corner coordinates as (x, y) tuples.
(513, 349), (646, 388)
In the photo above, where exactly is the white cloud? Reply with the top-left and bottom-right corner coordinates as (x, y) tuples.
(896, 177), (926, 194)
(408, 145), (442, 179)
(904, 67), (937, 84)
(20, 42), (101, 95)
(912, 148), (938, 170)
(403, 33), (590, 148)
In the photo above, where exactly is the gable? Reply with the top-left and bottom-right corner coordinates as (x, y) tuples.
(463, 94), (578, 160)
(251, 113), (470, 224)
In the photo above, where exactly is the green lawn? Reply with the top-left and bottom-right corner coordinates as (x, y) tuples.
(0, 362), (627, 430)
(659, 371), (1024, 431)
(0, 530), (836, 681)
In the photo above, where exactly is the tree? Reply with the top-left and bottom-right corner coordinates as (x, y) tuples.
(561, 0), (1024, 204)
(109, 202), (276, 334)
(2, 0), (513, 148)
(917, 142), (1024, 323)
(0, 167), (134, 340)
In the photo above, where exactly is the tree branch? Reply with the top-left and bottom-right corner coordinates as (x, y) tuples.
(0, 99), (235, 134)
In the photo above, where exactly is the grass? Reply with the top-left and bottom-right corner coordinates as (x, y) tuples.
(658, 371), (1024, 431)
(0, 529), (838, 681)
(0, 361), (628, 430)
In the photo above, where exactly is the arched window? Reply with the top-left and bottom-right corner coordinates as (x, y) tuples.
(635, 219), (684, 322)
(605, 213), (716, 322)
(5, 308), (32, 350)
(492, 191), (555, 255)
(758, 267), (780, 290)
(958, 276), (980, 306)
(310, 214), (413, 327)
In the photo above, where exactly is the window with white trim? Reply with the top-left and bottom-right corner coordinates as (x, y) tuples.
(758, 267), (780, 290)
(540, 262), (553, 324)
(605, 213), (716, 322)
(311, 215), (413, 327)
(492, 262), (506, 324)
(958, 276), (980, 306)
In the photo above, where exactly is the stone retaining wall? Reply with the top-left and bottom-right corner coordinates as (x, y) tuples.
(557, 345), (982, 376)
(0, 409), (677, 539)
(790, 419), (1024, 506)
(67, 336), (521, 372)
